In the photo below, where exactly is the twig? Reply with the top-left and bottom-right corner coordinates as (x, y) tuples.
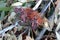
(32, 0), (42, 10)
(0, 25), (16, 34)
(0, 20), (20, 34)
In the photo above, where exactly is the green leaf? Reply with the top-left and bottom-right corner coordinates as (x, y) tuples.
(22, 2), (26, 6)
(0, 1), (6, 7)
(0, 7), (13, 11)
(0, 11), (5, 20)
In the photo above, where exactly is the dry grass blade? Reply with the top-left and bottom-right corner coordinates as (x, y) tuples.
(32, 0), (42, 10)
(18, 34), (22, 40)
(41, 1), (52, 16)
(35, 28), (46, 40)
(55, 32), (60, 40)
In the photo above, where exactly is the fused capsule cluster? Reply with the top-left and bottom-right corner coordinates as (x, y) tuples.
(14, 8), (45, 30)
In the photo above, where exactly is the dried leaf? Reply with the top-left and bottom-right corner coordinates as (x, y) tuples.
(13, 27), (18, 33)
(25, 36), (34, 40)
(11, 2), (23, 6)
(5, 33), (12, 40)
(0, 38), (2, 40)
(0, 21), (2, 30)
(18, 26), (24, 31)
(18, 0), (34, 3)
(12, 35), (17, 40)
(8, 12), (16, 23)
(18, 34), (22, 40)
